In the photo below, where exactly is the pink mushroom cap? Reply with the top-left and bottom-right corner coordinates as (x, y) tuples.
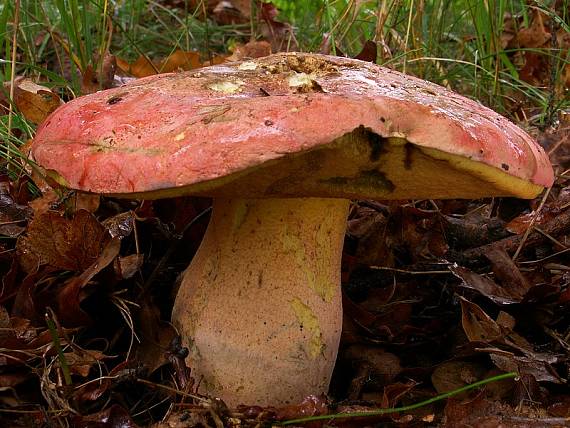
(32, 53), (553, 198)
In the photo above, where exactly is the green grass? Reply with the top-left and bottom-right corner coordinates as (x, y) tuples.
(275, 0), (568, 122)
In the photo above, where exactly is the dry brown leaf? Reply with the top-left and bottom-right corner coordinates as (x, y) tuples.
(81, 53), (117, 95)
(73, 360), (130, 403)
(432, 360), (487, 397)
(227, 40), (272, 61)
(64, 348), (109, 377)
(274, 394), (328, 422)
(260, 3), (298, 53)
(116, 50), (223, 78)
(71, 404), (138, 428)
(136, 298), (178, 374)
(114, 254), (144, 279)
(9, 78), (62, 125)
(56, 236), (120, 326)
(16, 210), (112, 274)
(451, 265), (519, 304)
(212, 0), (251, 24)
(0, 180), (33, 238)
(160, 49), (203, 73)
(459, 296), (502, 342)
(490, 353), (564, 384)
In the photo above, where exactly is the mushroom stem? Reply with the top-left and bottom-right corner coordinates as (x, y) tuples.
(172, 197), (350, 406)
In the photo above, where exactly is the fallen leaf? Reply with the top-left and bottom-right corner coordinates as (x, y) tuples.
(444, 399), (559, 427)
(17, 210), (111, 274)
(459, 296), (502, 342)
(10, 78), (63, 125)
(64, 348), (109, 377)
(484, 248), (530, 299)
(211, 0), (251, 24)
(490, 353), (564, 384)
(259, 2), (298, 52)
(56, 236), (120, 326)
(102, 211), (136, 239)
(431, 360), (487, 397)
(136, 297), (178, 374)
(275, 394), (328, 423)
(72, 404), (139, 428)
(227, 40), (272, 61)
(114, 254), (144, 279)
(81, 53), (117, 95)
(116, 50), (219, 78)
(451, 265), (519, 305)
(73, 360), (131, 403)
(354, 40), (378, 63)
(381, 381), (416, 409)
(160, 49), (202, 73)
(344, 344), (401, 399)
(0, 179), (33, 238)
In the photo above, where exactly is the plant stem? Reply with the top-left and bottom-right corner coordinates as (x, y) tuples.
(279, 372), (518, 425)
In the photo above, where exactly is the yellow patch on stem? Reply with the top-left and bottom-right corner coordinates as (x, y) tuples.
(290, 298), (324, 359)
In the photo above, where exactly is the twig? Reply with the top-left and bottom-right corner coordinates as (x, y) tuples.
(135, 378), (208, 403)
(463, 207), (570, 260)
(512, 187), (551, 261)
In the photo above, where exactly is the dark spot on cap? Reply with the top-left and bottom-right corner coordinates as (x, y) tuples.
(264, 120), (274, 126)
(107, 96), (123, 105)
(380, 117), (386, 123)
(501, 163), (509, 171)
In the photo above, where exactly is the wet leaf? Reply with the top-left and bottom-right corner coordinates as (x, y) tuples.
(17, 210), (111, 274)
(102, 211), (136, 239)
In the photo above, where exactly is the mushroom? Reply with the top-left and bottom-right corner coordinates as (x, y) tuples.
(31, 53), (553, 406)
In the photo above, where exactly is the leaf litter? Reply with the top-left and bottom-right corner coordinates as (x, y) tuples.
(1, 2), (570, 427)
